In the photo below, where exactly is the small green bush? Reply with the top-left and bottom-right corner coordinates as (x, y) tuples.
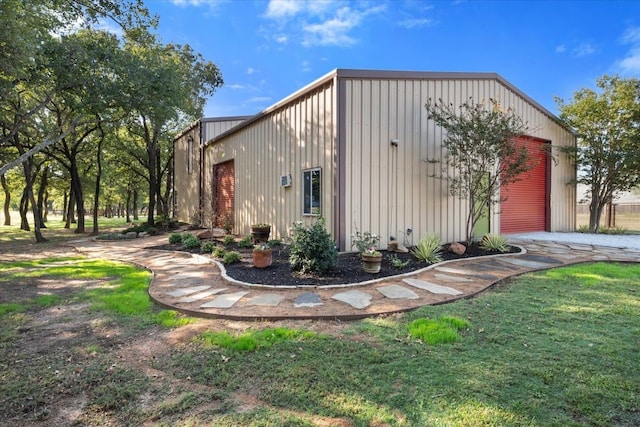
(411, 234), (443, 263)
(388, 254), (409, 269)
(155, 215), (179, 231)
(168, 232), (182, 244)
(408, 316), (470, 345)
(212, 246), (226, 258)
(289, 218), (337, 274)
(182, 234), (200, 249)
(223, 251), (242, 264)
(599, 225), (627, 235)
(577, 225), (590, 233)
(237, 235), (253, 248)
(200, 241), (216, 253)
(480, 233), (509, 253)
(267, 239), (282, 247)
(351, 228), (380, 254)
(223, 235), (235, 246)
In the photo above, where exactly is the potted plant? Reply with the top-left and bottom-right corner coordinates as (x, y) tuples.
(252, 243), (273, 268)
(361, 246), (382, 273)
(250, 223), (271, 244)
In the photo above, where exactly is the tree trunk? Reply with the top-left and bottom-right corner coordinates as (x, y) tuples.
(62, 190), (68, 223)
(1, 174), (11, 226)
(36, 167), (48, 228)
(20, 188), (29, 231)
(126, 188), (132, 223)
(69, 159), (85, 233)
(92, 136), (103, 235)
(65, 186), (76, 228)
(43, 190), (49, 222)
(147, 143), (157, 226)
(133, 188), (139, 220)
(21, 158), (46, 242)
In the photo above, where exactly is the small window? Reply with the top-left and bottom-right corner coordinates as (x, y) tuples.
(187, 136), (194, 174)
(303, 168), (321, 216)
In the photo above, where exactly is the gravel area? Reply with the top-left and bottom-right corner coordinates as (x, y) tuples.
(508, 232), (640, 250)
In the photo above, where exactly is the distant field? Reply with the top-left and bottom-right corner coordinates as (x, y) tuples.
(577, 204), (640, 231)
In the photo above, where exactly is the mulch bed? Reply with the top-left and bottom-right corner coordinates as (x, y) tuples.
(152, 238), (520, 287)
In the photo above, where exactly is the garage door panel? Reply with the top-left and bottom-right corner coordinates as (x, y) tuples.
(500, 137), (548, 233)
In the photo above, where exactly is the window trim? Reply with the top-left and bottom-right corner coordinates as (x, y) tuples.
(187, 135), (194, 175)
(302, 167), (321, 216)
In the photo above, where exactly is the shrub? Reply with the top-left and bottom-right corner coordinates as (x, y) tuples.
(289, 218), (337, 274)
(182, 234), (200, 250)
(388, 254), (409, 269)
(223, 251), (242, 264)
(200, 241), (216, 253)
(168, 232), (182, 244)
(155, 215), (179, 231)
(267, 239), (282, 247)
(411, 234), (443, 263)
(480, 233), (509, 253)
(223, 235), (235, 246)
(237, 235), (253, 248)
(577, 225), (590, 233)
(600, 225), (627, 235)
(212, 246), (226, 258)
(351, 228), (380, 254)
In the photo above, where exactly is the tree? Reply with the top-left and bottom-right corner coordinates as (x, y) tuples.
(425, 97), (532, 245)
(556, 75), (640, 232)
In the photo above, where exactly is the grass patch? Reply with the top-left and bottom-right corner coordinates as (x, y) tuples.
(408, 316), (471, 344)
(0, 302), (26, 316)
(197, 327), (319, 352)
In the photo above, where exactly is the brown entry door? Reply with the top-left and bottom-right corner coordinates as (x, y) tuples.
(500, 137), (549, 233)
(212, 160), (234, 227)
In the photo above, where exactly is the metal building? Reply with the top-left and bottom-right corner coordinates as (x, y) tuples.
(173, 69), (576, 251)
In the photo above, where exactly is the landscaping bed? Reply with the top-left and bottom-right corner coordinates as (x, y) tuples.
(152, 239), (521, 286)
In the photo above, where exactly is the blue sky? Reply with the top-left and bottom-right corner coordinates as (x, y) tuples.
(146, 0), (640, 118)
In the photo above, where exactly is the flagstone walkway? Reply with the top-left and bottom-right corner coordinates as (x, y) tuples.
(70, 235), (640, 321)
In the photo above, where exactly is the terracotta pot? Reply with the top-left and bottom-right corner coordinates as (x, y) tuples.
(253, 248), (273, 268)
(361, 253), (382, 273)
(251, 225), (271, 244)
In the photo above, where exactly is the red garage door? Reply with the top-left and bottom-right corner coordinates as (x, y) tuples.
(212, 160), (234, 227)
(500, 137), (549, 233)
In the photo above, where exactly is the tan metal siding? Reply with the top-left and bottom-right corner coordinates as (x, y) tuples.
(173, 127), (201, 224)
(342, 77), (576, 249)
(202, 118), (247, 142)
(204, 82), (337, 239)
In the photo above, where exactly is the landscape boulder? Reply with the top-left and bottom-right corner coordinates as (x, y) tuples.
(449, 242), (466, 255)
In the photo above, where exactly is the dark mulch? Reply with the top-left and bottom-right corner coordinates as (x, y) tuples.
(152, 239), (520, 287)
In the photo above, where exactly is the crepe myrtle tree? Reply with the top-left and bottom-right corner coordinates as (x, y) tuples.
(425, 97), (534, 245)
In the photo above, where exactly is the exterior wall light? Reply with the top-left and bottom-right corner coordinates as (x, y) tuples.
(391, 139), (399, 147)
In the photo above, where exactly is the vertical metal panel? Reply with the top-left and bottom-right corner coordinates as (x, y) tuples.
(173, 127), (200, 224)
(204, 82), (337, 240)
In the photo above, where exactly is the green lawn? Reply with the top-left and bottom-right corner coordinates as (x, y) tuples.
(1, 254), (638, 425)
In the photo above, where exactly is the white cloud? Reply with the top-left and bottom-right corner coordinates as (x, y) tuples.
(263, 1), (387, 48)
(229, 84), (245, 89)
(572, 43), (596, 57)
(617, 27), (640, 74)
(265, 0), (303, 18)
(555, 44), (566, 53)
(398, 17), (433, 29)
(301, 60), (311, 72)
(247, 67), (257, 75)
(171, 0), (222, 6)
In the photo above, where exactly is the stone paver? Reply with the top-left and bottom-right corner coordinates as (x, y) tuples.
(177, 288), (227, 303)
(332, 290), (373, 309)
(166, 285), (212, 297)
(67, 232), (640, 320)
(376, 285), (419, 299)
(402, 278), (463, 295)
(294, 293), (323, 308)
(200, 291), (249, 308)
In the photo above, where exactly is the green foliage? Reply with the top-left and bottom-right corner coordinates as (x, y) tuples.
(425, 97), (531, 244)
(154, 310), (195, 328)
(168, 232), (182, 244)
(267, 239), (282, 247)
(408, 316), (470, 345)
(479, 233), (509, 252)
(411, 234), (444, 263)
(237, 235), (253, 248)
(223, 235), (235, 246)
(289, 218), (337, 274)
(388, 254), (409, 269)
(154, 215), (179, 232)
(197, 327), (318, 352)
(212, 246), (226, 258)
(556, 75), (640, 232)
(222, 251), (242, 264)
(181, 234), (200, 249)
(577, 225), (591, 233)
(599, 225), (628, 234)
(200, 241), (216, 253)
(351, 228), (380, 254)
